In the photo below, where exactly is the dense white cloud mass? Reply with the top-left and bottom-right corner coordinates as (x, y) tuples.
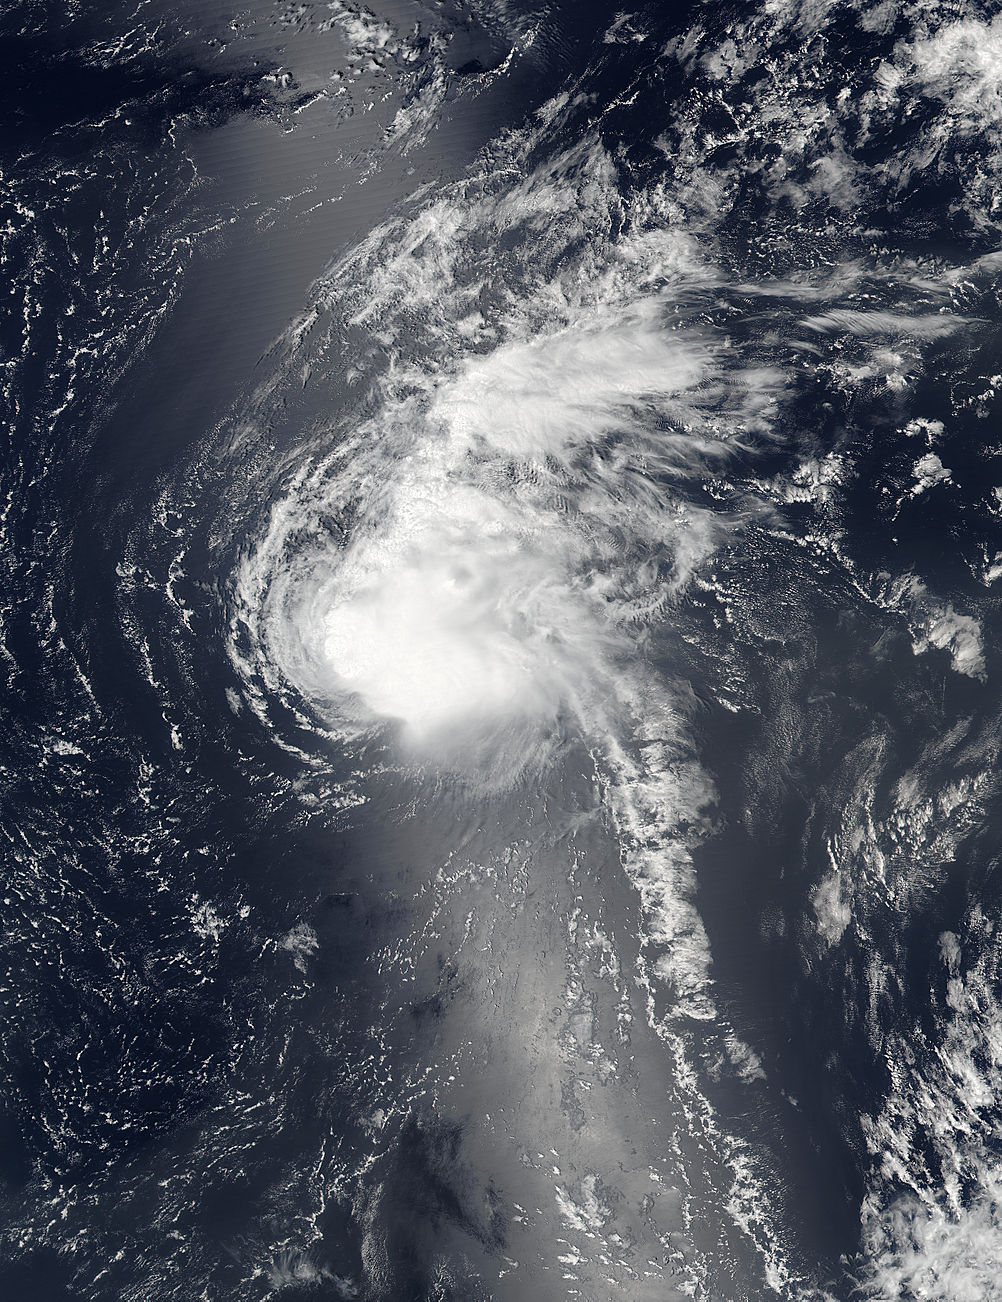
(307, 309), (713, 749)
(232, 154), (781, 783)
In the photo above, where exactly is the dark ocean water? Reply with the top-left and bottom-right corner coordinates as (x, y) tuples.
(3, 1), (1002, 1299)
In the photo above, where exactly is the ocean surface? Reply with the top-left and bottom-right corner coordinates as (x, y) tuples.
(3, 1), (1002, 1298)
